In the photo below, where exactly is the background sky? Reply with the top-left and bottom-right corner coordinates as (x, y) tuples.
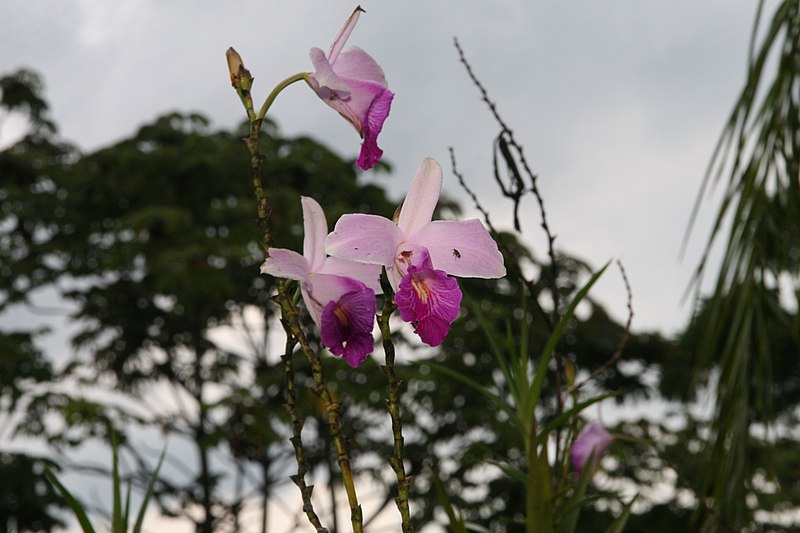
(0, 0), (759, 336)
(0, 1), (761, 530)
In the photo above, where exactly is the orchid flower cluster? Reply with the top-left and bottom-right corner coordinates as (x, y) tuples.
(261, 158), (506, 367)
(227, 5), (625, 531)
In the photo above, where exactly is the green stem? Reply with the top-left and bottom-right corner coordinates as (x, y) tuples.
(256, 72), (312, 121)
(240, 72), (310, 255)
(276, 283), (363, 533)
(236, 71), (357, 531)
(281, 310), (328, 533)
(244, 117), (270, 255)
(378, 273), (413, 533)
(526, 415), (553, 533)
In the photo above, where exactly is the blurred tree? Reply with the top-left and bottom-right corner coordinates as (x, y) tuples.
(0, 68), (68, 533)
(10, 18), (800, 528)
(1, 66), (678, 532)
(0, 68), (399, 532)
(0, 453), (65, 532)
(684, 0), (800, 530)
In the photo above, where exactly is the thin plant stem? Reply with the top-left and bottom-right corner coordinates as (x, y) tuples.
(244, 116), (271, 255)
(448, 147), (552, 332)
(233, 73), (362, 532)
(565, 260), (634, 397)
(454, 37), (569, 473)
(256, 73), (311, 121)
(243, 72), (309, 255)
(276, 285), (364, 533)
(281, 307), (328, 533)
(377, 272), (413, 532)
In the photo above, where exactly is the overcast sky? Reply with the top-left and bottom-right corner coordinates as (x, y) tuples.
(0, 1), (764, 531)
(1, 0), (759, 337)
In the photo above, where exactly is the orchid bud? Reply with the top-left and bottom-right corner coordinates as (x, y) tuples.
(565, 358), (576, 387)
(226, 47), (253, 94)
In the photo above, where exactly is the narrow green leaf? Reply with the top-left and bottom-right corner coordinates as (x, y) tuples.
(464, 522), (492, 533)
(602, 495), (638, 533)
(133, 446), (167, 533)
(524, 263), (610, 425)
(539, 393), (618, 444)
(465, 294), (515, 393)
(486, 458), (527, 485)
(431, 470), (467, 533)
(416, 360), (519, 425)
(526, 425), (553, 533)
(45, 467), (97, 533)
(123, 480), (132, 532)
(112, 433), (124, 533)
(555, 450), (595, 533)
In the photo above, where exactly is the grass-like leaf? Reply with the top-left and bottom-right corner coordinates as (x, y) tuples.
(132, 447), (166, 533)
(44, 467), (97, 533)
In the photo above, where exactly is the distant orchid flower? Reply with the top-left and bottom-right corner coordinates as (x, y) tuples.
(570, 421), (613, 474)
(326, 158), (505, 345)
(260, 196), (381, 367)
(308, 6), (394, 170)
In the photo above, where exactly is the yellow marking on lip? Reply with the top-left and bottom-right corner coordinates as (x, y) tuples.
(334, 305), (349, 325)
(411, 278), (430, 303)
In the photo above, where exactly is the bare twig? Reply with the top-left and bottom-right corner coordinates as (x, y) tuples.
(453, 37), (558, 320)
(453, 37), (567, 464)
(448, 147), (552, 331)
(566, 260), (634, 397)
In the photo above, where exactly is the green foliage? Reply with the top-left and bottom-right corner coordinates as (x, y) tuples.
(0, 68), (55, 133)
(45, 432), (164, 533)
(0, 66), (401, 531)
(0, 453), (66, 532)
(685, 0), (800, 529)
(9, 36), (798, 531)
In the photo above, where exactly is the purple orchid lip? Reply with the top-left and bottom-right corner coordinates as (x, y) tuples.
(308, 7), (394, 170)
(394, 253), (462, 347)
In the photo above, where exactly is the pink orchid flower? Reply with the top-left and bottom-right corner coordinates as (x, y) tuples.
(260, 196), (381, 367)
(308, 6), (394, 171)
(325, 158), (505, 346)
(570, 421), (613, 474)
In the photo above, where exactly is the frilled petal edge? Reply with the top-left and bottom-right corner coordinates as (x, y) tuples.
(357, 84), (393, 170)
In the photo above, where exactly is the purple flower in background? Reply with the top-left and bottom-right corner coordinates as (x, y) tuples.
(570, 421), (613, 474)
(326, 157), (505, 345)
(260, 196), (380, 366)
(308, 6), (394, 170)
